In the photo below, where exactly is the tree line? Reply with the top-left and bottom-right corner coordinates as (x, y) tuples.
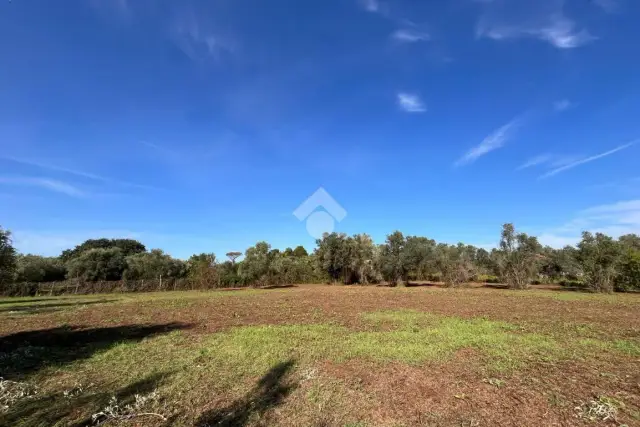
(0, 224), (639, 294)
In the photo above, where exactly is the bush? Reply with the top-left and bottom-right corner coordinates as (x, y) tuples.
(615, 249), (640, 292)
(14, 255), (67, 282)
(475, 274), (500, 284)
(66, 248), (126, 281)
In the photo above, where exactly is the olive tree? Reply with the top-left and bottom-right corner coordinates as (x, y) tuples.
(14, 255), (67, 282)
(379, 231), (408, 286)
(123, 249), (186, 280)
(496, 224), (542, 289)
(66, 248), (127, 281)
(577, 232), (620, 293)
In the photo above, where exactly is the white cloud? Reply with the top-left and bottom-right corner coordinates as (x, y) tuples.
(516, 153), (579, 171)
(593, 0), (619, 13)
(0, 177), (84, 197)
(0, 155), (158, 190)
(538, 199), (640, 248)
(516, 154), (552, 170)
(391, 29), (430, 43)
(539, 141), (637, 179)
(476, 1), (595, 49)
(172, 12), (235, 62)
(455, 117), (522, 166)
(360, 0), (381, 13)
(397, 92), (426, 113)
(553, 99), (572, 112)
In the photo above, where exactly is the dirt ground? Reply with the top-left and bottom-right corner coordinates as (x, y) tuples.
(0, 284), (639, 426)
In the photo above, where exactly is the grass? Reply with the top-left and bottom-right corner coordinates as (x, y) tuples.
(0, 285), (639, 426)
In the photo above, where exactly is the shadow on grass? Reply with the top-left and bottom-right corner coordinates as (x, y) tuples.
(0, 322), (192, 380)
(194, 359), (296, 427)
(0, 297), (74, 305)
(0, 371), (172, 426)
(0, 300), (117, 315)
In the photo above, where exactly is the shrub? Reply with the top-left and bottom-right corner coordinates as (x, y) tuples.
(66, 248), (126, 281)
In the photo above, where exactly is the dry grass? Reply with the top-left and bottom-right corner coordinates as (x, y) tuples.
(0, 285), (639, 426)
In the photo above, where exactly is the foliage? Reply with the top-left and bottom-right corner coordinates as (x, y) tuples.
(187, 253), (220, 288)
(379, 231), (408, 285)
(436, 243), (476, 287)
(0, 228), (17, 285)
(66, 248), (127, 281)
(577, 232), (620, 293)
(61, 239), (146, 262)
(614, 248), (640, 292)
(496, 224), (542, 289)
(123, 250), (186, 281)
(14, 255), (66, 283)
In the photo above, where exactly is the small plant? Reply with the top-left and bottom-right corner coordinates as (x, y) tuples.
(0, 378), (37, 413)
(91, 391), (165, 425)
(575, 395), (624, 422)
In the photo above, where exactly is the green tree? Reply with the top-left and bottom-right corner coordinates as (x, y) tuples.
(187, 253), (219, 288)
(123, 249), (186, 280)
(14, 255), (67, 282)
(379, 231), (407, 286)
(66, 248), (126, 281)
(239, 242), (277, 286)
(615, 247), (640, 292)
(226, 251), (242, 264)
(61, 238), (146, 262)
(315, 233), (351, 284)
(403, 236), (437, 281)
(496, 224), (542, 289)
(435, 243), (476, 287)
(292, 246), (309, 258)
(0, 227), (17, 285)
(577, 232), (620, 293)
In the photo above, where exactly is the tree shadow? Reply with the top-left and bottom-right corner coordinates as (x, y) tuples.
(194, 359), (296, 427)
(0, 299), (117, 315)
(0, 371), (172, 426)
(0, 297), (74, 305)
(0, 322), (192, 380)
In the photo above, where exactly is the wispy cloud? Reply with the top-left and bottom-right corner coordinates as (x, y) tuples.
(516, 154), (579, 171)
(593, 0), (619, 13)
(397, 92), (427, 113)
(360, 0), (382, 13)
(0, 156), (158, 190)
(538, 199), (640, 247)
(391, 28), (430, 43)
(172, 10), (236, 62)
(539, 141), (637, 179)
(0, 176), (84, 197)
(476, 1), (595, 49)
(553, 99), (572, 112)
(455, 117), (523, 166)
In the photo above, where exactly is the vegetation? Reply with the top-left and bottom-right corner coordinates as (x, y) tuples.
(1, 222), (640, 294)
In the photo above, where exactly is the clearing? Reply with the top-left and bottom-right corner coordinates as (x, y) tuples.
(0, 285), (639, 426)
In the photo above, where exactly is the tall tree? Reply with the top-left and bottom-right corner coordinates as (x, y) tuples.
(577, 232), (620, 293)
(61, 238), (146, 262)
(379, 231), (407, 286)
(0, 227), (17, 285)
(496, 224), (542, 289)
(226, 251), (242, 264)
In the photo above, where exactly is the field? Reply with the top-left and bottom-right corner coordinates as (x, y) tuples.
(0, 285), (639, 426)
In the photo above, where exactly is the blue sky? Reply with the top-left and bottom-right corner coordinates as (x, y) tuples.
(1, 0), (639, 259)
